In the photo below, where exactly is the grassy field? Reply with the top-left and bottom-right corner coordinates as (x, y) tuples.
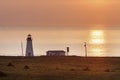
(0, 56), (120, 80)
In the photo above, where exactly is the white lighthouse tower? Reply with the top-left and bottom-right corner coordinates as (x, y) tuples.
(25, 34), (34, 57)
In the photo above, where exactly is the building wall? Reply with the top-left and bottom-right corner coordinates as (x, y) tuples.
(46, 51), (65, 56)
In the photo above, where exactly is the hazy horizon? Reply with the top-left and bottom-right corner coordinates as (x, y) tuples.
(0, 26), (120, 57)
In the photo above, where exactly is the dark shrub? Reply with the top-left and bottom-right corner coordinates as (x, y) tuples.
(70, 68), (75, 71)
(83, 67), (91, 71)
(24, 65), (30, 69)
(0, 71), (7, 77)
(56, 67), (59, 70)
(7, 62), (14, 67)
(105, 69), (110, 72)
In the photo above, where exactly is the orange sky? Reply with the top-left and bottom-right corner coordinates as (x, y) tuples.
(0, 0), (120, 26)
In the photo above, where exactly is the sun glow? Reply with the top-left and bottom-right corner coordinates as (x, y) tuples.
(89, 30), (106, 56)
(91, 30), (104, 36)
(90, 30), (105, 44)
(90, 39), (105, 44)
(91, 47), (105, 56)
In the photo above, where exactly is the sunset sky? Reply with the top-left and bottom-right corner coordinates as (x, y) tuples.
(0, 0), (120, 56)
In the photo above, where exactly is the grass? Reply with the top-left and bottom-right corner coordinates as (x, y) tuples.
(0, 56), (120, 80)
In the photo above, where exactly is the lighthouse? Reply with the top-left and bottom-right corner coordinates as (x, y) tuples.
(25, 34), (34, 57)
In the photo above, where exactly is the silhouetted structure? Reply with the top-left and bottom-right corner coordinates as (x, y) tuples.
(46, 50), (65, 56)
(66, 47), (69, 56)
(21, 42), (24, 56)
(25, 34), (34, 57)
(84, 42), (88, 57)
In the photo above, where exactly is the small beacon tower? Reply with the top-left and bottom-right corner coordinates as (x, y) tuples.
(25, 34), (34, 57)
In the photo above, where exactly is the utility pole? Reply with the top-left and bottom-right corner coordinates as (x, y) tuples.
(84, 42), (87, 57)
(66, 47), (69, 56)
(21, 42), (24, 56)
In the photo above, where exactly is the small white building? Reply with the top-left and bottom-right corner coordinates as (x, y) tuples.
(46, 50), (66, 56)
